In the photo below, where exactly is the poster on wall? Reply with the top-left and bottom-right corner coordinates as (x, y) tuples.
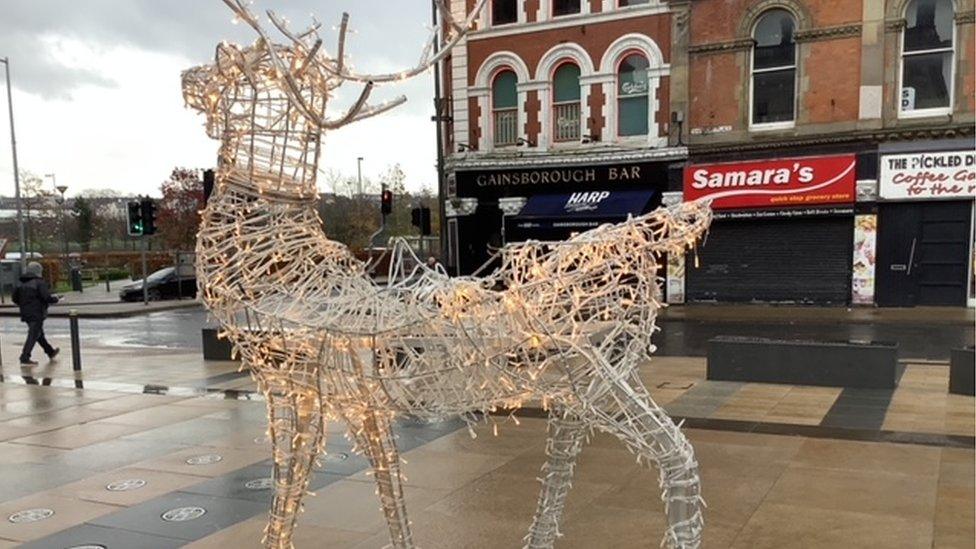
(684, 155), (857, 209)
(851, 215), (878, 305)
(879, 150), (976, 200)
(667, 253), (685, 304)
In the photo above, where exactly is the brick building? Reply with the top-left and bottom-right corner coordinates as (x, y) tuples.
(437, 0), (976, 306)
(440, 0), (686, 275)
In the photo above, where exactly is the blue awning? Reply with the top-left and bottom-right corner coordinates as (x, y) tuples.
(511, 190), (656, 231)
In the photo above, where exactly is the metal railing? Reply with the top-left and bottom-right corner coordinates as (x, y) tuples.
(493, 108), (518, 146)
(553, 102), (580, 142)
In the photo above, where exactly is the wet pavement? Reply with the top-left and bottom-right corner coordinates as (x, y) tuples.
(0, 357), (972, 548)
(1, 307), (969, 360)
(0, 308), (210, 351)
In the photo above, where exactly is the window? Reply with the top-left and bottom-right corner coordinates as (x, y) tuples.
(492, 0), (517, 25)
(619, 0), (649, 6)
(751, 9), (796, 125)
(617, 53), (650, 136)
(901, 0), (954, 114)
(492, 70), (518, 146)
(553, 0), (581, 17)
(552, 63), (581, 142)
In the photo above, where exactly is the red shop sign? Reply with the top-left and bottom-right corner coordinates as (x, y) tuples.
(684, 154), (857, 210)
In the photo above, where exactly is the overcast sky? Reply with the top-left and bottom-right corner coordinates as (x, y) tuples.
(0, 0), (443, 197)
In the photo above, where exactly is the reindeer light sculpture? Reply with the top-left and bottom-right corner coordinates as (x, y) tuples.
(183, 1), (712, 547)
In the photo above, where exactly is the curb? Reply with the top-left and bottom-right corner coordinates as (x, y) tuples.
(0, 301), (202, 319)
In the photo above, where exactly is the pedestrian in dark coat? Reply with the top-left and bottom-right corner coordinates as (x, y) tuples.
(12, 262), (60, 365)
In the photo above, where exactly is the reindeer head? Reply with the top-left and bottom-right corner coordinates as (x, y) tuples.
(182, 0), (486, 197)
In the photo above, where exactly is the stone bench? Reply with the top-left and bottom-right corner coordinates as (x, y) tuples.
(202, 327), (238, 361)
(707, 336), (901, 389)
(949, 347), (974, 396)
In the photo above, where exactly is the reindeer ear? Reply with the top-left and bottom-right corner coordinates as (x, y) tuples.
(215, 42), (241, 75)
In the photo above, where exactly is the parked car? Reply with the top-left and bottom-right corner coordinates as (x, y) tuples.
(119, 266), (197, 302)
(5, 252), (43, 260)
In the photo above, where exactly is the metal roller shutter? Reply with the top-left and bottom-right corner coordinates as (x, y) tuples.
(687, 217), (854, 304)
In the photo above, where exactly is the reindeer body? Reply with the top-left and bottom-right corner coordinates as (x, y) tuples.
(185, 2), (709, 547)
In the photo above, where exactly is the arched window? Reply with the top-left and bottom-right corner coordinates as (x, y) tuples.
(617, 53), (650, 136)
(751, 9), (796, 125)
(492, 70), (518, 146)
(492, 0), (517, 25)
(901, 0), (954, 114)
(552, 63), (581, 142)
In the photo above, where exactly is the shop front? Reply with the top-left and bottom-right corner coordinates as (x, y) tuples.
(875, 145), (976, 308)
(677, 154), (858, 304)
(447, 158), (676, 275)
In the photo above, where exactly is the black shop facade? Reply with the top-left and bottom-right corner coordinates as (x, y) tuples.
(445, 157), (677, 275)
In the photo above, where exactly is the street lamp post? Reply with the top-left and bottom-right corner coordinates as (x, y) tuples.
(1, 57), (26, 266)
(47, 174), (68, 263)
(357, 156), (364, 197)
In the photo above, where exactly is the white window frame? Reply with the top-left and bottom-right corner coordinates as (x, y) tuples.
(551, 62), (583, 143)
(491, 70), (520, 146)
(486, 0), (525, 27)
(536, 43), (595, 150)
(598, 33), (668, 147)
(898, 0), (956, 119)
(616, 52), (651, 138)
(472, 52), (531, 152)
(748, 11), (798, 131)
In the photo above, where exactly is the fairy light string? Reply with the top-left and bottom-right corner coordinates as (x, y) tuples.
(183, 1), (711, 548)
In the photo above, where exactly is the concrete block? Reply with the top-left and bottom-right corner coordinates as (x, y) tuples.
(707, 336), (901, 389)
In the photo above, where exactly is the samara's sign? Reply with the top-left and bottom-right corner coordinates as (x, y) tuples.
(879, 150), (976, 201)
(684, 154), (857, 210)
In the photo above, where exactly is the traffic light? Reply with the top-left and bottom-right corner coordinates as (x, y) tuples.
(411, 206), (432, 236)
(127, 201), (143, 236)
(140, 198), (157, 236)
(381, 189), (393, 215)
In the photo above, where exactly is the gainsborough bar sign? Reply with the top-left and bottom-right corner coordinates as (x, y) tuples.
(684, 154), (856, 210)
(879, 150), (976, 200)
(456, 161), (664, 197)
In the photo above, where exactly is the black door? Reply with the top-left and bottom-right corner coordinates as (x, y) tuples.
(877, 201), (972, 307)
(686, 216), (854, 304)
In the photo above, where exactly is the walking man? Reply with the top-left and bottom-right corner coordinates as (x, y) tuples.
(12, 262), (60, 366)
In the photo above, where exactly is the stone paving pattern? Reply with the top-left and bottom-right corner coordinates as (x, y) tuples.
(0, 348), (972, 548)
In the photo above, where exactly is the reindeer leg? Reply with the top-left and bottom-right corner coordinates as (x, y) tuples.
(524, 411), (588, 549)
(264, 390), (325, 549)
(594, 373), (703, 549)
(350, 411), (413, 549)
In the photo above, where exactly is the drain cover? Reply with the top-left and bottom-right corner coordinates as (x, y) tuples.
(185, 454), (222, 465)
(323, 451), (348, 462)
(244, 478), (274, 490)
(106, 479), (147, 492)
(8, 508), (54, 523)
(161, 506), (206, 522)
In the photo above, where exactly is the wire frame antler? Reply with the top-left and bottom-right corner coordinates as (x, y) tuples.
(221, 0), (487, 130)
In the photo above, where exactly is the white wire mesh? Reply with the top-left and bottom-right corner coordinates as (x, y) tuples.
(183, 2), (712, 547)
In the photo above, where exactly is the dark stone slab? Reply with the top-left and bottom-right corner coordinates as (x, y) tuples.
(707, 336), (902, 389)
(89, 492), (267, 541)
(202, 327), (237, 361)
(949, 347), (975, 396)
(19, 523), (184, 549)
(180, 464), (346, 503)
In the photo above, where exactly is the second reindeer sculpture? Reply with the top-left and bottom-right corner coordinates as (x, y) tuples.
(183, 1), (711, 547)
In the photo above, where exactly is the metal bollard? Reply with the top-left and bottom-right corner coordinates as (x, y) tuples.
(69, 310), (82, 374)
